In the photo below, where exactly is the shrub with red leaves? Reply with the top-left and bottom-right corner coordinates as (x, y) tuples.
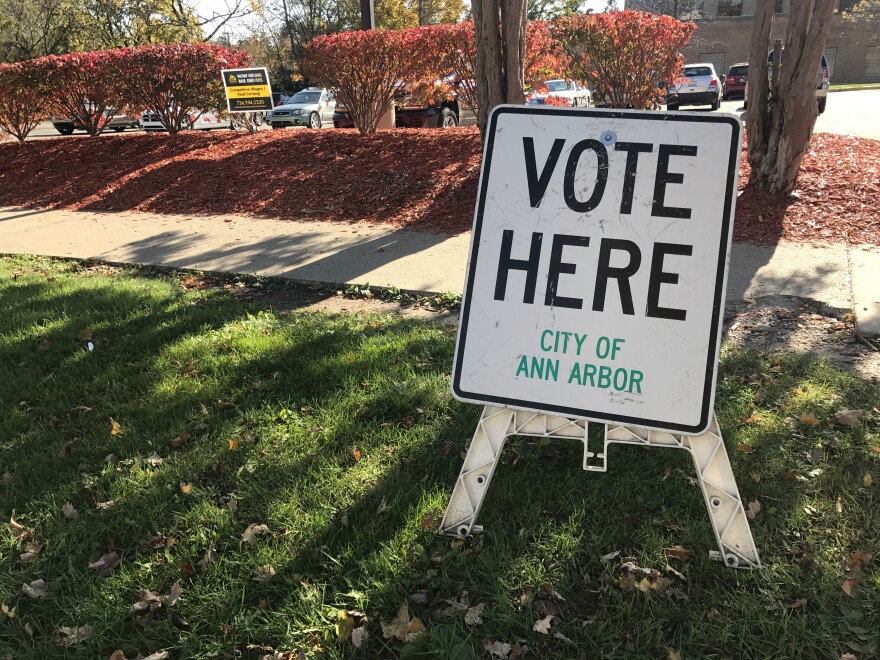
(0, 58), (55, 142)
(433, 20), (567, 114)
(304, 27), (445, 134)
(122, 44), (252, 134)
(41, 50), (131, 137)
(552, 10), (694, 109)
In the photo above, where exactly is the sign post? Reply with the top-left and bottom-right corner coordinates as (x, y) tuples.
(441, 106), (760, 568)
(221, 67), (274, 113)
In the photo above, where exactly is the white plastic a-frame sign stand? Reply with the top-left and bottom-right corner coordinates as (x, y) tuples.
(443, 106), (760, 568)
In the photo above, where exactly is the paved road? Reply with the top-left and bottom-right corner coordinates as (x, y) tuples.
(23, 89), (880, 141)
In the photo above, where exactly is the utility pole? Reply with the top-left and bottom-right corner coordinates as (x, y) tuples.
(360, 0), (375, 29)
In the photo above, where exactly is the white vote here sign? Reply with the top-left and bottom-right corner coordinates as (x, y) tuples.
(452, 106), (742, 434)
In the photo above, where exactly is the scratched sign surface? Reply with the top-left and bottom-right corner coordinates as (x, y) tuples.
(452, 106), (742, 434)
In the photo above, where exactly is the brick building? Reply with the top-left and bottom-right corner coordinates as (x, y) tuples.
(624, 0), (880, 83)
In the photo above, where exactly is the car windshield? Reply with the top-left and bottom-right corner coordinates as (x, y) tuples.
(544, 80), (570, 92)
(289, 91), (321, 104)
(729, 65), (748, 75)
(683, 67), (712, 77)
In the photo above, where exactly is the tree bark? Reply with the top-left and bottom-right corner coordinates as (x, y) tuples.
(473, 0), (504, 137)
(501, 0), (526, 105)
(473, 0), (527, 139)
(745, 0), (773, 174)
(747, 0), (835, 194)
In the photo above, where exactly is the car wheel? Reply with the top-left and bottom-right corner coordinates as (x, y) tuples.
(667, 103), (679, 111)
(271, 125), (285, 130)
(309, 112), (321, 129)
(817, 96), (827, 114)
(112, 127), (124, 132)
(440, 107), (458, 128)
(57, 126), (74, 135)
(710, 97), (720, 111)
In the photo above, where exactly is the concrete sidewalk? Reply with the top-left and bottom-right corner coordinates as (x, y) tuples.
(2, 206), (878, 334)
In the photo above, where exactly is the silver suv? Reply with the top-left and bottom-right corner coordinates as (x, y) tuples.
(265, 88), (336, 129)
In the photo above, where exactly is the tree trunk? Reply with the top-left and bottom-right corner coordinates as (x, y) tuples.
(473, 0), (527, 139)
(747, 0), (835, 194)
(501, 0), (526, 105)
(473, 0), (504, 137)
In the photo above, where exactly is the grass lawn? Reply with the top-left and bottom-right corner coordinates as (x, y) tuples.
(1, 255), (878, 659)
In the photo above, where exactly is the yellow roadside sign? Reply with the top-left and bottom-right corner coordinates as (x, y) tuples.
(221, 67), (273, 112)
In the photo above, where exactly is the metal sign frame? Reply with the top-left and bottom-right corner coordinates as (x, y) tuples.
(440, 406), (760, 568)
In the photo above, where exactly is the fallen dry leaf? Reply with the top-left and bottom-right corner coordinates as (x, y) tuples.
(864, 474), (874, 487)
(88, 551), (119, 577)
(180, 482), (192, 495)
(707, 608), (727, 623)
(22, 579), (48, 599)
(747, 499), (761, 520)
(737, 443), (754, 453)
(242, 524), (271, 543)
(805, 446), (825, 464)
(835, 409), (864, 428)
(533, 614), (553, 634)
(665, 646), (681, 660)
(842, 578), (859, 597)
(229, 438), (240, 451)
(62, 502), (79, 520)
(351, 624), (368, 648)
(52, 625), (91, 647)
(381, 603), (423, 642)
(110, 418), (122, 435)
(483, 640), (513, 658)
(20, 541), (42, 563)
(77, 327), (93, 341)
(165, 581), (182, 606)
(401, 416), (415, 428)
(1, 604), (15, 618)
(376, 498), (389, 515)
(352, 447), (361, 462)
(170, 432), (190, 449)
(663, 545), (690, 562)
(335, 610), (355, 644)
(254, 565), (276, 582)
(800, 413), (821, 427)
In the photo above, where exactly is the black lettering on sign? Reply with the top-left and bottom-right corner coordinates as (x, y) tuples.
(494, 229), (543, 304)
(614, 142), (653, 215)
(523, 137), (566, 208)
(564, 139), (608, 213)
(646, 242), (693, 321)
(544, 234), (591, 309)
(652, 144), (698, 219)
(592, 238), (641, 315)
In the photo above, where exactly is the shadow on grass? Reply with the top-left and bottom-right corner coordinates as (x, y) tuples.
(1, 258), (878, 659)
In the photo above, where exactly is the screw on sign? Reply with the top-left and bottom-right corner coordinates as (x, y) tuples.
(441, 106), (760, 569)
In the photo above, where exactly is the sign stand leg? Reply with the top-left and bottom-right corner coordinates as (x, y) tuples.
(440, 406), (760, 569)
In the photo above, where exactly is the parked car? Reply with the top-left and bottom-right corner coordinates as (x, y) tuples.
(51, 113), (139, 135)
(666, 63), (723, 111)
(139, 110), (240, 131)
(723, 63), (748, 99)
(743, 52), (830, 114)
(527, 79), (592, 107)
(265, 88), (335, 129)
(332, 81), (477, 129)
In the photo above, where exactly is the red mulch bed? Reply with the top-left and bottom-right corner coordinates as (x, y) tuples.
(1, 127), (878, 244)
